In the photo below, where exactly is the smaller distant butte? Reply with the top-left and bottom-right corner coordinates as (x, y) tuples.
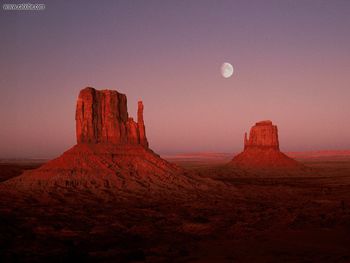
(230, 120), (302, 169)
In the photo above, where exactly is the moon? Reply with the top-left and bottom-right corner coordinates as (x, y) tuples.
(221, 62), (234, 78)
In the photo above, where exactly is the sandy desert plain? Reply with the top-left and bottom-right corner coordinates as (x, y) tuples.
(0, 150), (350, 262)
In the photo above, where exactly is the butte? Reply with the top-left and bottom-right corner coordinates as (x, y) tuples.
(229, 120), (302, 169)
(5, 87), (191, 193)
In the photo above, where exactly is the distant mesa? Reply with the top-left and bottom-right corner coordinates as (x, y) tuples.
(230, 120), (301, 169)
(5, 87), (188, 192)
(243, 120), (279, 150)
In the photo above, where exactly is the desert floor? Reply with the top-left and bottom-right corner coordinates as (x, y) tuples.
(0, 154), (350, 262)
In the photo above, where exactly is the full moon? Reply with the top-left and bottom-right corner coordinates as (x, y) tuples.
(221, 62), (234, 78)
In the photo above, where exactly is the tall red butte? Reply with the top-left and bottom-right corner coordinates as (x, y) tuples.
(75, 88), (148, 147)
(6, 87), (190, 192)
(230, 120), (301, 169)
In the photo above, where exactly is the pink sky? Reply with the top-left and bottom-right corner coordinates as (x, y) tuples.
(1, 1), (349, 158)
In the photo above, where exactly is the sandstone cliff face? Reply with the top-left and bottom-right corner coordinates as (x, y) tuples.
(231, 120), (301, 169)
(244, 120), (279, 150)
(6, 87), (184, 193)
(76, 87), (149, 147)
(137, 101), (149, 148)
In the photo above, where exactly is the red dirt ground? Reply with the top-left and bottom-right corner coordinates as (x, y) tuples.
(0, 152), (350, 262)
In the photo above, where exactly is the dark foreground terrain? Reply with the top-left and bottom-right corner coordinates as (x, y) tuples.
(1, 155), (350, 262)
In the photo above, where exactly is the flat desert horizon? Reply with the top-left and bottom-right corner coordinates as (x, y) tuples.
(1, 145), (350, 262)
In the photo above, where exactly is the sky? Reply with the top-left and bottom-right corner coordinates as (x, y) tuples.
(0, 0), (350, 158)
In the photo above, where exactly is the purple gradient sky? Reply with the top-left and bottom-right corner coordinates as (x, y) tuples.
(1, 0), (350, 158)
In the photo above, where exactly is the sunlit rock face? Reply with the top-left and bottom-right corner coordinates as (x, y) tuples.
(76, 87), (149, 147)
(231, 120), (301, 169)
(137, 101), (148, 148)
(244, 120), (279, 150)
(4, 87), (187, 193)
